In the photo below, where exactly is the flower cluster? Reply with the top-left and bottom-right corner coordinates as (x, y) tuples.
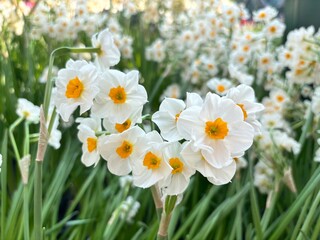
(30, 0), (107, 41)
(51, 27), (263, 197)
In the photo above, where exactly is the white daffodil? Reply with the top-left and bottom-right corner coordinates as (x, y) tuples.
(159, 142), (195, 195)
(77, 118), (102, 167)
(253, 6), (277, 22)
(91, 69), (148, 123)
(265, 19), (285, 39)
(131, 131), (172, 189)
(177, 92), (254, 169)
(54, 59), (99, 122)
(181, 141), (236, 185)
(207, 78), (233, 95)
(103, 106), (143, 134)
(16, 98), (40, 124)
(225, 84), (265, 134)
(152, 98), (186, 142)
(99, 126), (145, 176)
(91, 28), (121, 69)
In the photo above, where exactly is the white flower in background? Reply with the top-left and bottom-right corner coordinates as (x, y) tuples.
(119, 175), (133, 188)
(269, 88), (289, 107)
(181, 141), (237, 185)
(103, 107), (143, 134)
(261, 113), (285, 129)
(207, 78), (233, 95)
(152, 98), (185, 142)
(177, 93), (254, 169)
(314, 147), (320, 162)
(47, 107), (62, 149)
(92, 70), (147, 123)
(159, 142), (195, 195)
(131, 131), (172, 188)
(272, 130), (301, 155)
(0, 154), (2, 173)
(254, 161), (274, 194)
(265, 19), (285, 39)
(228, 64), (254, 85)
(54, 59), (99, 122)
(145, 39), (166, 62)
(253, 6), (278, 22)
(230, 51), (249, 66)
(39, 66), (58, 83)
(99, 126), (145, 176)
(234, 156), (247, 170)
(91, 28), (121, 68)
(225, 84), (265, 134)
(119, 196), (140, 223)
(16, 98), (40, 124)
(311, 87), (320, 115)
(160, 84), (181, 100)
(258, 52), (274, 71)
(77, 118), (102, 167)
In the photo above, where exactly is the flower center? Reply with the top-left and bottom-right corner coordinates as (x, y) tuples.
(259, 12), (266, 19)
(269, 26), (277, 33)
(237, 104), (248, 120)
(216, 84), (225, 93)
(276, 95), (284, 102)
(205, 118), (229, 139)
(115, 119), (131, 133)
(169, 158), (184, 174)
(175, 112), (181, 122)
(87, 137), (97, 152)
(116, 140), (133, 159)
(66, 76), (84, 98)
(143, 152), (161, 170)
(23, 111), (30, 118)
(109, 86), (126, 104)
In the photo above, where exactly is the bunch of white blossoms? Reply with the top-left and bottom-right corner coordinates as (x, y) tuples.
(53, 28), (263, 197)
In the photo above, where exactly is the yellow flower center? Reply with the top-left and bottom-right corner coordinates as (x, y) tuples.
(143, 152), (161, 170)
(109, 86), (126, 104)
(65, 76), (84, 98)
(237, 104), (248, 120)
(259, 12), (266, 19)
(205, 118), (229, 139)
(276, 95), (284, 102)
(169, 158), (184, 174)
(116, 140), (133, 159)
(87, 137), (97, 152)
(23, 111), (30, 118)
(115, 119), (131, 133)
(217, 84), (225, 93)
(269, 26), (277, 33)
(175, 112), (181, 122)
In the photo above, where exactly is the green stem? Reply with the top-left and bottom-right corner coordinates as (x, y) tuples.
(9, 117), (24, 161)
(23, 184), (30, 240)
(47, 107), (57, 135)
(157, 211), (172, 240)
(151, 185), (163, 219)
(23, 121), (30, 240)
(1, 130), (8, 240)
(34, 161), (43, 240)
(23, 121), (30, 155)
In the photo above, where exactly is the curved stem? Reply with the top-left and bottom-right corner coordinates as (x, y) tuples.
(9, 117), (24, 161)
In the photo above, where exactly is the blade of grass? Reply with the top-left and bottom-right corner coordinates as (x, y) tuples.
(268, 167), (320, 240)
(297, 190), (320, 240)
(1, 130), (8, 240)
